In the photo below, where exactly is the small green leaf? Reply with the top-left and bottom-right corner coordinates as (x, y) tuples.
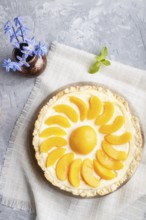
(99, 47), (108, 59)
(88, 46), (110, 74)
(95, 55), (102, 62)
(102, 59), (111, 66)
(89, 62), (101, 74)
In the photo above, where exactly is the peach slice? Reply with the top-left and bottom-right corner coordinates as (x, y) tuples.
(45, 115), (71, 128)
(69, 158), (82, 187)
(39, 127), (66, 138)
(70, 96), (87, 121)
(87, 96), (102, 120)
(96, 150), (124, 170)
(105, 132), (132, 145)
(81, 159), (100, 188)
(95, 102), (114, 125)
(94, 159), (117, 180)
(46, 148), (66, 167)
(56, 153), (74, 180)
(40, 137), (67, 153)
(102, 140), (128, 161)
(99, 116), (125, 134)
(54, 104), (78, 122)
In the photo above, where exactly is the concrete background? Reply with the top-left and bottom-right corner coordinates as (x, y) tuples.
(0, 0), (146, 219)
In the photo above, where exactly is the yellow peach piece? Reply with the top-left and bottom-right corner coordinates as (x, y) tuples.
(81, 159), (100, 188)
(69, 126), (97, 155)
(40, 137), (67, 153)
(45, 115), (71, 128)
(105, 132), (132, 145)
(54, 104), (78, 122)
(56, 153), (74, 181)
(70, 96), (87, 121)
(102, 140), (128, 161)
(46, 148), (66, 167)
(95, 102), (114, 125)
(94, 159), (117, 180)
(39, 127), (66, 138)
(69, 159), (82, 187)
(96, 150), (124, 170)
(87, 96), (102, 120)
(99, 116), (125, 134)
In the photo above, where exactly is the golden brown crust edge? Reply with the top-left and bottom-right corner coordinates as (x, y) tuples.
(32, 85), (143, 197)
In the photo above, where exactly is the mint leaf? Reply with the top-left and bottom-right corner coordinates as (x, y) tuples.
(88, 47), (111, 74)
(99, 47), (108, 59)
(89, 62), (101, 74)
(102, 59), (111, 66)
(95, 55), (102, 62)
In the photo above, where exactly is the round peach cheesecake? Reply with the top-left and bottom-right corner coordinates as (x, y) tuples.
(32, 85), (143, 197)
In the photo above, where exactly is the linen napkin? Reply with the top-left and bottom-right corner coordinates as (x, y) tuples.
(0, 42), (146, 220)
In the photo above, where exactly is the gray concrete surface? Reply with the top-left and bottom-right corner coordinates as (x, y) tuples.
(0, 0), (146, 219)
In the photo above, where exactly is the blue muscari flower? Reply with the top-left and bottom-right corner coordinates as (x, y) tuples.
(2, 58), (21, 72)
(21, 37), (35, 56)
(17, 54), (30, 67)
(2, 58), (13, 72)
(34, 42), (47, 58)
(4, 21), (13, 34)
(12, 62), (22, 71)
(4, 21), (15, 42)
(14, 16), (24, 26)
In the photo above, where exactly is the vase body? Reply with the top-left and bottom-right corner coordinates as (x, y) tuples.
(13, 47), (47, 76)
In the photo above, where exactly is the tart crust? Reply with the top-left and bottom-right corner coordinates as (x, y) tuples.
(32, 84), (143, 197)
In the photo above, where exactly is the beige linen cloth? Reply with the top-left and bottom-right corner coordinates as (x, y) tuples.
(0, 42), (146, 220)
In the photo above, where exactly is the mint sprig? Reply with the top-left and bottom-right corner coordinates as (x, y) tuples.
(89, 47), (111, 74)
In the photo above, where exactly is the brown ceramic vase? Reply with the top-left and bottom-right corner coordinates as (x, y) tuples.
(13, 43), (47, 76)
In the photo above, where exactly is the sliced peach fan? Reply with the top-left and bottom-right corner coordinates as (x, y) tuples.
(54, 104), (78, 122)
(45, 115), (71, 128)
(40, 137), (67, 153)
(96, 149), (124, 170)
(95, 102), (114, 125)
(70, 96), (88, 121)
(56, 153), (74, 181)
(87, 96), (102, 120)
(69, 159), (82, 187)
(39, 127), (66, 138)
(46, 148), (66, 167)
(99, 116), (125, 134)
(39, 95), (132, 188)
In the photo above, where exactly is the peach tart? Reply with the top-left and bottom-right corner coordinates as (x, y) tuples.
(33, 85), (143, 197)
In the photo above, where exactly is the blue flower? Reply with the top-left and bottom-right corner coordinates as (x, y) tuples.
(2, 58), (22, 72)
(34, 42), (47, 58)
(21, 37), (35, 56)
(2, 58), (14, 72)
(14, 16), (24, 26)
(17, 54), (30, 67)
(4, 21), (13, 34)
(12, 62), (22, 71)
(4, 20), (20, 43)
(4, 21), (15, 42)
